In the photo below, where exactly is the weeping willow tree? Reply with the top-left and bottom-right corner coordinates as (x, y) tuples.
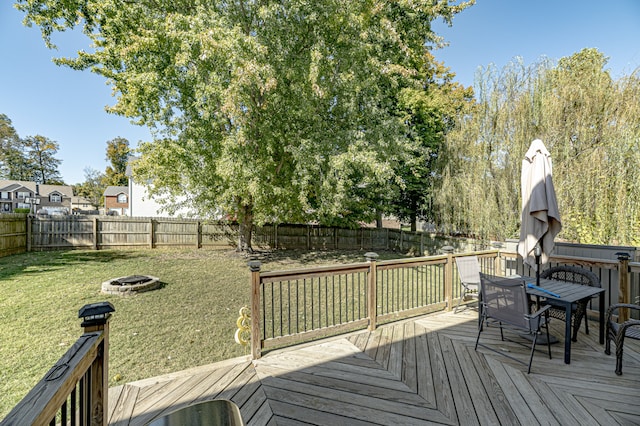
(435, 48), (640, 245)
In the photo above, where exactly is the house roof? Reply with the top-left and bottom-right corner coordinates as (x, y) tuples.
(104, 186), (128, 196)
(0, 180), (73, 197)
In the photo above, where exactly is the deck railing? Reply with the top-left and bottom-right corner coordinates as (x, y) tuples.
(249, 250), (501, 358)
(249, 249), (638, 359)
(1, 302), (114, 426)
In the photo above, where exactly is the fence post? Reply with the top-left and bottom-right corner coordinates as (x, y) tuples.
(149, 218), (155, 249)
(26, 214), (32, 252)
(365, 252), (379, 331)
(196, 221), (202, 248)
(248, 260), (262, 359)
(274, 223), (278, 249)
(92, 216), (99, 250)
(78, 301), (115, 426)
(616, 252), (631, 322)
(442, 246), (454, 311)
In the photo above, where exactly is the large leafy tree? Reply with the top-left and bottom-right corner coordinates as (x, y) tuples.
(24, 135), (63, 184)
(435, 48), (640, 245)
(104, 137), (130, 186)
(0, 114), (31, 180)
(74, 167), (105, 207)
(17, 0), (473, 250)
(387, 54), (475, 231)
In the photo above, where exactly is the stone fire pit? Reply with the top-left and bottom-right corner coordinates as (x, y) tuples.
(101, 275), (161, 295)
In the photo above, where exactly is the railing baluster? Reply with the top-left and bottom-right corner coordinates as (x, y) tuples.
(278, 281), (283, 337)
(61, 399), (67, 426)
(71, 386), (77, 426)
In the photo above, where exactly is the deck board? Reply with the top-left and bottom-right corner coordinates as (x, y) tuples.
(108, 310), (640, 425)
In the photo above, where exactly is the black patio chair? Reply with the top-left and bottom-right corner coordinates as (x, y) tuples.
(539, 265), (601, 342)
(475, 275), (552, 373)
(605, 303), (640, 375)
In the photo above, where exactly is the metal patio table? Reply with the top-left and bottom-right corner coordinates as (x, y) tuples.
(524, 277), (605, 364)
(479, 275), (605, 365)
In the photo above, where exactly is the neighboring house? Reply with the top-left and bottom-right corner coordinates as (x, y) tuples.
(103, 186), (129, 216)
(125, 159), (195, 218)
(0, 180), (73, 215)
(71, 196), (97, 213)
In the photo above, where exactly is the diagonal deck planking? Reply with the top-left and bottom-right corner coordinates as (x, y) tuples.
(108, 309), (640, 425)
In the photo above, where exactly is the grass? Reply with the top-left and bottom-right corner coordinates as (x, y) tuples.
(0, 247), (405, 418)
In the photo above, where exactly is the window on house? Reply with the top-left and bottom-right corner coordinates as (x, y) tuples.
(50, 193), (62, 203)
(117, 194), (127, 203)
(17, 191), (30, 199)
(0, 192), (9, 200)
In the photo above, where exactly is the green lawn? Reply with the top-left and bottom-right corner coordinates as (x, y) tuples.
(0, 247), (402, 418)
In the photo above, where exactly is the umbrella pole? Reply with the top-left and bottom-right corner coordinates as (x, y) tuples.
(535, 241), (542, 286)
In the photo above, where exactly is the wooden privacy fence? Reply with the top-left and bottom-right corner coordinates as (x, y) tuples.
(248, 249), (639, 359)
(0, 302), (114, 426)
(0, 214), (27, 257)
(0, 214), (481, 255)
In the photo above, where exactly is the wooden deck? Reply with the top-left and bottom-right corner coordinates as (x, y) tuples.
(108, 309), (640, 425)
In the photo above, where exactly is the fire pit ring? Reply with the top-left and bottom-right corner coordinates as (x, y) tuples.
(101, 275), (161, 295)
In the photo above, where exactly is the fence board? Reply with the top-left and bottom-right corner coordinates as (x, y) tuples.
(0, 214), (27, 256)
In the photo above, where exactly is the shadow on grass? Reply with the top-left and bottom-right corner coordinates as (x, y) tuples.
(0, 250), (148, 282)
(248, 248), (411, 268)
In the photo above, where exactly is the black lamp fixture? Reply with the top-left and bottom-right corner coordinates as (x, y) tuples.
(78, 301), (115, 327)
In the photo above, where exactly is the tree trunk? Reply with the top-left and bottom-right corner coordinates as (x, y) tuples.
(410, 200), (417, 232)
(375, 210), (383, 229)
(237, 201), (254, 252)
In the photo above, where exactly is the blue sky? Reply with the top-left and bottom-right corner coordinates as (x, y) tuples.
(1, 1), (639, 185)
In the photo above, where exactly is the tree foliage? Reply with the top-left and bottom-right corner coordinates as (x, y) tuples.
(24, 135), (63, 184)
(0, 114), (31, 180)
(74, 167), (105, 207)
(386, 54), (474, 231)
(435, 48), (640, 246)
(17, 0), (473, 250)
(103, 137), (130, 186)
(0, 114), (64, 184)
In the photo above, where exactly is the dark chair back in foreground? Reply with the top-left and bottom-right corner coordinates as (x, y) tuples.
(476, 275), (552, 373)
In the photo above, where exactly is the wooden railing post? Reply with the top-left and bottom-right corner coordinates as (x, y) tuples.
(442, 246), (455, 311)
(248, 260), (262, 359)
(492, 243), (504, 275)
(78, 302), (115, 426)
(365, 252), (379, 331)
(616, 252), (631, 322)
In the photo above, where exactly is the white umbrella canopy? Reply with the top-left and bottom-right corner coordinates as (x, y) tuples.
(518, 139), (562, 272)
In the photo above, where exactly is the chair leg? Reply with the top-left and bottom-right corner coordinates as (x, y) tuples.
(474, 312), (485, 351)
(615, 332), (626, 375)
(572, 304), (587, 342)
(528, 332), (538, 374)
(454, 291), (464, 313)
(545, 316), (552, 359)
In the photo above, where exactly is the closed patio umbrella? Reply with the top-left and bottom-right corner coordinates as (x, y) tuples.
(518, 139), (562, 280)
